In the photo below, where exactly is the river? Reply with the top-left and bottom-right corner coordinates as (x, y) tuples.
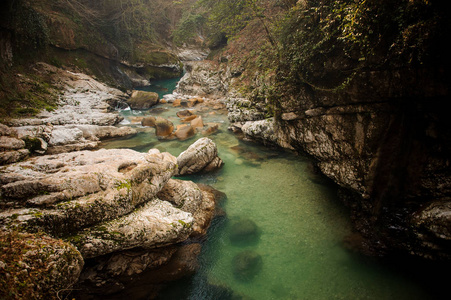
(100, 78), (444, 300)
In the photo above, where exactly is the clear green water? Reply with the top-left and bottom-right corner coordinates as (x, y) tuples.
(102, 90), (444, 300)
(138, 76), (183, 99)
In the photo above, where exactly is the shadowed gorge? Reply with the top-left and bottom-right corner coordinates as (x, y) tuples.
(1, 0), (450, 299)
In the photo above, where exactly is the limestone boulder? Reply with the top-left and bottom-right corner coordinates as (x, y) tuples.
(190, 116), (204, 129)
(0, 149), (29, 165)
(176, 137), (224, 175)
(182, 115), (198, 122)
(0, 136), (25, 151)
(73, 243), (201, 298)
(158, 179), (216, 236)
(0, 148), (177, 236)
(0, 123), (16, 136)
(127, 90), (159, 110)
(69, 199), (194, 258)
(176, 109), (193, 118)
(158, 179), (203, 214)
(240, 118), (278, 146)
(0, 124), (29, 165)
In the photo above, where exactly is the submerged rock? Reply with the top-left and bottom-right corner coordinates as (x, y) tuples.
(229, 218), (260, 245)
(232, 250), (263, 282)
(155, 117), (175, 138)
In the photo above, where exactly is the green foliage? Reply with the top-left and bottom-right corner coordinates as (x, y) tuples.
(172, 13), (206, 46)
(276, 0), (447, 92)
(0, 69), (59, 121)
(198, 0), (267, 43)
(0, 0), (49, 51)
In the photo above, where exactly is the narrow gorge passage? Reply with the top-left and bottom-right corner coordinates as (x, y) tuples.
(100, 78), (443, 300)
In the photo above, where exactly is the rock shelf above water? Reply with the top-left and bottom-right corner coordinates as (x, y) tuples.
(0, 138), (225, 296)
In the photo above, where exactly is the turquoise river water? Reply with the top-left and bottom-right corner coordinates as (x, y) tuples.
(100, 79), (446, 300)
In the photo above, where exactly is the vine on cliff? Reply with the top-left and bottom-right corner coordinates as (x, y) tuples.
(274, 0), (447, 96)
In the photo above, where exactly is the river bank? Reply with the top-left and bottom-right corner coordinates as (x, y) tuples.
(0, 61), (226, 299)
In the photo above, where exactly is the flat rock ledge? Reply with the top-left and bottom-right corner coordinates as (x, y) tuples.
(0, 63), (138, 163)
(0, 139), (224, 297)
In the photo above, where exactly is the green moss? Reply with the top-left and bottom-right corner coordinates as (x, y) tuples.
(177, 219), (192, 229)
(115, 179), (132, 193)
(22, 136), (42, 152)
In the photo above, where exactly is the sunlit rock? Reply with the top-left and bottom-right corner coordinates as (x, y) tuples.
(174, 124), (195, 140)
(176, 137), (224, 175)
(155, 117), (174, 138)
(128, 90), (159, 110)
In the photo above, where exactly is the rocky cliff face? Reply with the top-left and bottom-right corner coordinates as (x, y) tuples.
(176, 55), (450, 260)
(273, 68), (451, 260)
(0, 0), (187, 91)
(189, 0), (450, 261)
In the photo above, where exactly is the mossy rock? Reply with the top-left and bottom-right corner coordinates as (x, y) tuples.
(134, 41), (179, 65)
(22, 136), (44, 152)
(229, 218), (260, 245)
(232, 250), (263, 282)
